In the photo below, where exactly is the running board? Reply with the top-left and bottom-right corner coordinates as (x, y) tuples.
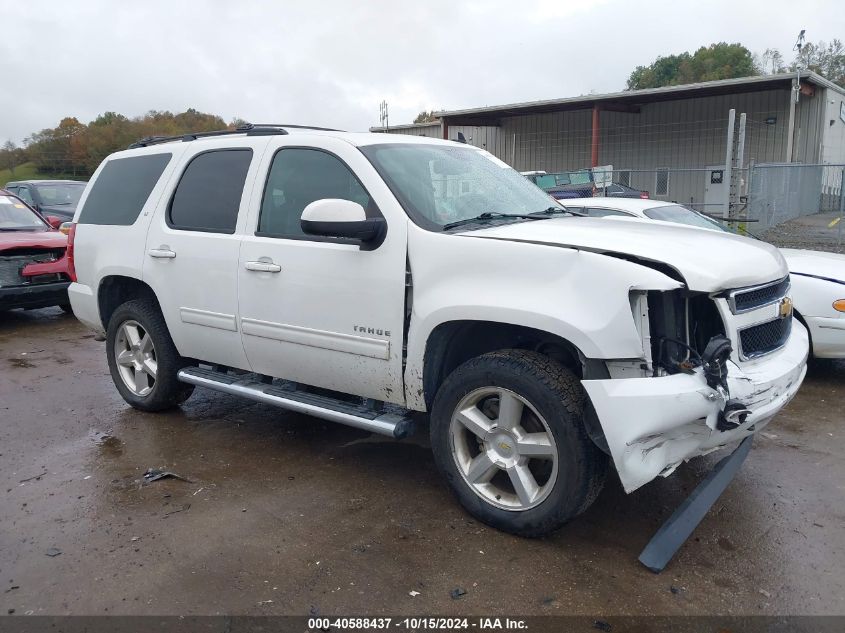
(177, 367), (415, 439)
(638, 435), (753, 573)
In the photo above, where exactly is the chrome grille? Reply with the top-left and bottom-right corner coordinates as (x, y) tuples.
(739, 317), (792, 359)
(729, 276), (790, 314)
(0, 252), (61, 287)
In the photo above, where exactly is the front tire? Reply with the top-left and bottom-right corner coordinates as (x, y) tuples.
(430, 350), (607, 537)
(106, 299), (193, 412)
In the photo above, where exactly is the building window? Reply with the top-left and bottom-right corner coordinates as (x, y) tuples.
(655, 168), (670, 196)
(618, 170), (631, 187)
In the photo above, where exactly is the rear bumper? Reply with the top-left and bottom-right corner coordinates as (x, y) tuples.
(67, 281), (103, 334)
(804, 315), (845, 359)
(0, 281), (70, 310)
(582, 322), (809, 493)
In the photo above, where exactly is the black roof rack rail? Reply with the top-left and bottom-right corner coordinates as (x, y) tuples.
(127, 122), (344, 149)
(248, 123), (345, 132)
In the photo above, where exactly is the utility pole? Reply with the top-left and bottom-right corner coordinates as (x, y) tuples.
(723, 109), (736, 219)
(379, 101), (389, 133)
(786, 30), (806, 163)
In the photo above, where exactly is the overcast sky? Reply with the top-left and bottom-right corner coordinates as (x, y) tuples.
(1, 0), (843, 145)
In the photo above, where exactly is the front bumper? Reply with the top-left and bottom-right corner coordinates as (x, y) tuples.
(582, 321), (809, 493)
(804, 315), (845, 359)
(0, 281), (70, 310)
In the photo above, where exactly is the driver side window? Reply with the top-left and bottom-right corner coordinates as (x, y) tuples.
(257, 148), (373, 238)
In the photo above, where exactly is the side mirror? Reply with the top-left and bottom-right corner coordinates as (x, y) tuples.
(300, 199), (386, 247)
(45, 215), (63, 229)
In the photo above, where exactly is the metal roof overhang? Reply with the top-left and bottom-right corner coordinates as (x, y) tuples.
(435, 74), (813, 127)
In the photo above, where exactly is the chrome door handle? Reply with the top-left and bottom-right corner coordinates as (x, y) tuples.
(245, 261), (281, 273)
(148, 248), (176, 259)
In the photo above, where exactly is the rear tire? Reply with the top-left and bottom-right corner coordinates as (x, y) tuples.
(430, 349), (607, 537)
(106, 299), (193, 412)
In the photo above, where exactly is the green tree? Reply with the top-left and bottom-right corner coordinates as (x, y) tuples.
(626, 43), (759, 90)
(793, 39), (845, 87)
(413, 110), (438, 124)
(1, 140), (25, 176)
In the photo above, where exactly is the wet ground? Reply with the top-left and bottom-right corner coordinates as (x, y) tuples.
(762, 211), (845, 254)
(1, 308), (843, 617)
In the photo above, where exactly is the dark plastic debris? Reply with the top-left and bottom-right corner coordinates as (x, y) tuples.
(450, 587), (467, 600)
(143, 468), (192, 483)
(593, 620), (612, 632)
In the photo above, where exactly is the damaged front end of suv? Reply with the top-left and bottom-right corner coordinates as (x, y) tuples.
(584, 275), (808, 493)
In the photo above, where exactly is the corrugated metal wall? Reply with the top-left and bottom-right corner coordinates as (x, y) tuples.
(821, 88), (845, 164)
(491, 88), (824, 173)
(381, 86), (833, 208)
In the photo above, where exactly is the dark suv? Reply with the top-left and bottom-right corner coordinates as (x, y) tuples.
(4, 180), (87, 221)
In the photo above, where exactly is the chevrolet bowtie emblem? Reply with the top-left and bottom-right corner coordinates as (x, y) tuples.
(499, 442), (511, 451)
(779, 296), (794, 318)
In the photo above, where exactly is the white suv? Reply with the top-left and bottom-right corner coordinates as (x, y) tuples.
(67, 124), (808, 536)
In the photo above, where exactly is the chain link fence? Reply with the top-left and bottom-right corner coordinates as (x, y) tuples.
(556, 163), (845, 251)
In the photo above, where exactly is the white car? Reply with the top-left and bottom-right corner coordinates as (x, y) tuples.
(565, 197), (845, 360)
(66, 125), (807, 537)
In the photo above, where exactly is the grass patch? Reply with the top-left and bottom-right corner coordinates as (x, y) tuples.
(1, 162), (80, 187)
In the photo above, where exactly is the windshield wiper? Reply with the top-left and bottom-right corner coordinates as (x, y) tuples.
(528, 206), (586, 217)
(442, 212), (543, 231)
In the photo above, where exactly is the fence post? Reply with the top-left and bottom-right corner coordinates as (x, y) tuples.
(723, 109), (736, 219)
(839, 166), (845, 248)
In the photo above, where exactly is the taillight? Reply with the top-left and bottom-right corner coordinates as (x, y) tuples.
(640, 191), (650, 199)
(66, 223), (77, 282)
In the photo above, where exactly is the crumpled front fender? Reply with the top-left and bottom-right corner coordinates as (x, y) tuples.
(582, 322), (808, 493)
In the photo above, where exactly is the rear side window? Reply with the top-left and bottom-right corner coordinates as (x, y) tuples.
(79, 153), (172, 225)
(168, 149), (252, 234)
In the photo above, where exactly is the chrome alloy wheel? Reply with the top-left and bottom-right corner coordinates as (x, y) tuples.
(114, 320), (157, 396)
(449, 387), (558, 511)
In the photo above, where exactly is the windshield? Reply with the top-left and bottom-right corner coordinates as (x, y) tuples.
(361, 144), (561, 230)
(0, 195), (48, 230)
(35, 183), (85, 206)
(643, 204), (729, 232)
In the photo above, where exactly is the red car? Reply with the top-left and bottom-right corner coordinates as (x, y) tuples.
(0, 188), (72, 311)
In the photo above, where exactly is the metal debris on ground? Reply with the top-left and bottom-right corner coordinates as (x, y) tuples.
(18, 471), (47, 483)
(143, 468), (193, 483)
(45, 547), (62, 557)
(162, 503), (191, 518)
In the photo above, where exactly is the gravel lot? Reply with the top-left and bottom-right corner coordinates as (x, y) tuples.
(1, 308), (843, 617)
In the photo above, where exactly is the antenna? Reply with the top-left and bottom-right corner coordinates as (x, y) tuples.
(379, 100), (389, 132)
(792, 30), (807, 105)
(793, 29), (806, 53)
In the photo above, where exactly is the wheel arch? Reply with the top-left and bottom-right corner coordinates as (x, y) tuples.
(421, 319), (602, 410)
(98, 275), (159, 330)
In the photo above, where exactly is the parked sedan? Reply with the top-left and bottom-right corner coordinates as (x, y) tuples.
(595, 182), (650, 199)
(0, 190), (71, 311)
(566, 197), (845, 359)
(3, 180), (87, 221)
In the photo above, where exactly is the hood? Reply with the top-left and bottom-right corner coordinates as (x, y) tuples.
(0, 229), (67, 253)
(462, 216), (787, 292)
(780, 248), (845, 283)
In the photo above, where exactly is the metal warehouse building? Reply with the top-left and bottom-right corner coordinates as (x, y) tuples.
(372, 72), (845, 213)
